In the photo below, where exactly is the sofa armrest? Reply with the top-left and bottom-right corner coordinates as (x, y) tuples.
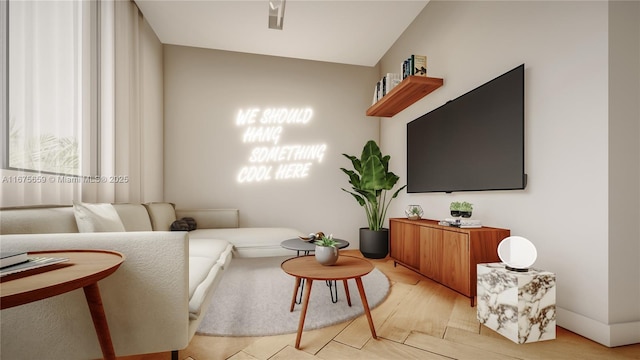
(175, 208), (239, 229)
(0, 231), (190, 359)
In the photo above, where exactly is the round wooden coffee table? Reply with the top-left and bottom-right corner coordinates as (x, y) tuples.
(0, 250), (124, 360)
(281, 238), (351, 304)
(281, 255), (377, 349)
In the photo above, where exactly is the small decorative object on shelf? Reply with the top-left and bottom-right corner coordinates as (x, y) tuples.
(449, 201), (461, 217)
(314, 234), (339, 265)
(459, 202), (473, 218)
(298, 231), (325, 242)
(450, 201), (473, 218)
(405, 205), (423, 220)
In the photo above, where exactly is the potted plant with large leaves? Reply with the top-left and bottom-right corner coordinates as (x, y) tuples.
(341, 140), (406, 258)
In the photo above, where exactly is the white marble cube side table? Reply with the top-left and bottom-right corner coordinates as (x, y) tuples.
(477, 263), (556, 344)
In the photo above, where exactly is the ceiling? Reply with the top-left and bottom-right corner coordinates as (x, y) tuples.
(134, 0), (430, 67)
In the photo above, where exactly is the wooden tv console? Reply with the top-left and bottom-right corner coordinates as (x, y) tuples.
(389, 218), (510, 306)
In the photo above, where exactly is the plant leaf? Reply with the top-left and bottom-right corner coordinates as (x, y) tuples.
(360, 155), (387, 190)
(342, 153), (362, 174)
(340, 168), (361, 188)
(341, 188), (367, 207)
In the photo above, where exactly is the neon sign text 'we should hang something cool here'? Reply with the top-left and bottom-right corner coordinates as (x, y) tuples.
(236, 107), (326, 183)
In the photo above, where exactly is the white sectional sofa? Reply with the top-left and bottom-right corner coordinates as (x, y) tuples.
(0, 202), (304, 359)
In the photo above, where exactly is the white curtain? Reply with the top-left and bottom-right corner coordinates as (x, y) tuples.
(1, 0), (88, 206)
(82, 0), (140, 203)
(83, 0), (164, 204)
(1, 0), (163, 207)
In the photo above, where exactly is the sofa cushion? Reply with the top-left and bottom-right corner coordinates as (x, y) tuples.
(188, 227), (305, 257)
(112, 203), (153, 231)
(188, 257), (223, 319)
(0, 206), (78, 234)
(143, 202), (177, 231)
(73, 202), (126, 233)
(189, 238), (233, 268)
(186, 237), (233, 319)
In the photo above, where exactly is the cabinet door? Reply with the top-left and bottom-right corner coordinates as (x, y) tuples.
(441, 231), (470, 296)
(419, 226), (442, 281)
(390, 221), (420, 269)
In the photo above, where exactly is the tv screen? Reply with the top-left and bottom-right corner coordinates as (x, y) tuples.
(407, 64), (526, 193)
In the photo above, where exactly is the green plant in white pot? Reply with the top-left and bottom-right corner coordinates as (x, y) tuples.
(314, 234), (339, 265)
(341, 140), (406, 258)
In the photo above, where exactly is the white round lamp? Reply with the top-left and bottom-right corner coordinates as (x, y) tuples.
(497, 236), (537, 272)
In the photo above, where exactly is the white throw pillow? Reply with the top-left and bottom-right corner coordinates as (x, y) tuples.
(143, 202), (177, 231)
(73, 202), (126, 233)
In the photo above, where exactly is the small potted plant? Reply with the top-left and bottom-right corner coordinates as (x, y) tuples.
(450, 202), (462, 217)
(314, 234), (339, 265)
(459, 202), (473, 218)
(405, 205), (423, 220)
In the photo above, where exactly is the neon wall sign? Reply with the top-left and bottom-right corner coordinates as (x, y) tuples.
(236, 107), (326, 183)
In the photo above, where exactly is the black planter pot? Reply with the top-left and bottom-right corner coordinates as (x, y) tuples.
(359, 228), (389, 259)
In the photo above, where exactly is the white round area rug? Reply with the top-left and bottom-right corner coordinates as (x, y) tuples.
(196, 255), (390, 337)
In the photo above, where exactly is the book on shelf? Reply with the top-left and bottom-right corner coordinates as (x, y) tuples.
(374, 81), (381, 104)
(402, 57), (412, 79)
(385, 73), (401, 94)
(373, 73), (402, 104)
(0, 251), (28, 268)
(402, 55), (428, 78)
(413, 55), (427, 76)
(0, 255), (69, 277)
(372, 85), (378, 105)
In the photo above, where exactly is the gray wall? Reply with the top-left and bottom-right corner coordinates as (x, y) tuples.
(163, 45), (379, 241)
(608, 0), (640, 344)
(377, 0), (639, 347)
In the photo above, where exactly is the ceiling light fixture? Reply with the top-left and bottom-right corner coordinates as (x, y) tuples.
(268, 0), (286, 30)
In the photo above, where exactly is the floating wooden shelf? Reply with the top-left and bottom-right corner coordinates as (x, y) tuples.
(366, 76), (444, 117)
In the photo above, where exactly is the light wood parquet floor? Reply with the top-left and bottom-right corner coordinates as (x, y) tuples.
(121, 250), (640, 360)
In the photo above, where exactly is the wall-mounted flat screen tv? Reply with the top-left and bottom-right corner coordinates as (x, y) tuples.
(407, 64), (526, 193)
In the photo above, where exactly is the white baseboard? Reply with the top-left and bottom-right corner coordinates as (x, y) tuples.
(557, 307), (640, 347)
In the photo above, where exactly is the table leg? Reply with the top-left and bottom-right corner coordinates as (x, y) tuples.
(290, 277), (301, 312)
(83, 282), (116, 360)
(343, 280), (351, 306)
(355, 277), (377, 339)
(295, 278), (313, 349)
(296, 278), (307, 304)
(327, 280), (339, 303)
